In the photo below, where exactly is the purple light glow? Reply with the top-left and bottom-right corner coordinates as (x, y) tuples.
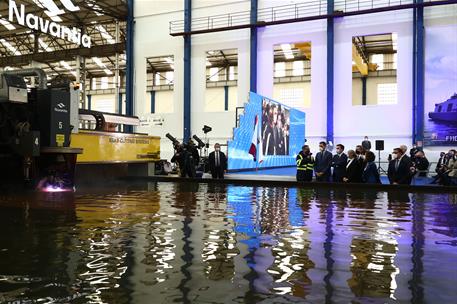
(40, 186), (73, 193)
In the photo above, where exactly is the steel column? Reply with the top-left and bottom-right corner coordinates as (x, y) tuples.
(183, 0), (192, 142)
(87, 94), (92, 110)
(250, 0), (258, 93)
(326, 0), (334, 143)
(126, 0), (134, 132)
(224, 85), (229, 111)
(115, 20), (121, 114)
(362, 76), (367, 106)
(414, 0), (425, 144)
(151, 91), (156, 114)
(119, 93), (123, 115)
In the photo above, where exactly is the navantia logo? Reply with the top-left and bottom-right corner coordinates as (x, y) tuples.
(9, 0), (91, 48)
(36, 0), (80, 17)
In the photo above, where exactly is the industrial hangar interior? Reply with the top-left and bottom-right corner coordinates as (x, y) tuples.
(0, 0), (456, 303)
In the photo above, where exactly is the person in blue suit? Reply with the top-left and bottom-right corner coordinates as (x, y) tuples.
(314, 141), (333, 182)
(362, 151), (381, 184)
(332, 144), (348, 182)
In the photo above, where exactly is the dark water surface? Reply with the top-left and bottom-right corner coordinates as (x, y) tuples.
(0, 182), (456, 303)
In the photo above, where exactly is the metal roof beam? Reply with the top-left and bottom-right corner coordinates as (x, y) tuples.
(0, 43), (125, 66)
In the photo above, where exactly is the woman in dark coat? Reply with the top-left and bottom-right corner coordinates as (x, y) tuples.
(362, 151), (381, 184)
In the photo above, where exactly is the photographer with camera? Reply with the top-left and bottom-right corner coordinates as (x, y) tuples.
(170, 142), (196, 178)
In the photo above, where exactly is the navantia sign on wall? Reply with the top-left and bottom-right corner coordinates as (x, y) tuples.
(8, 0), (91, 48)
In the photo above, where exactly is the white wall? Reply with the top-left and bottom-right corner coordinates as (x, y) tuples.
(134, 1), (457, 162)
(135, 1), (250, 160)
(333, 12), (414, 159)
(257, 20), (328, 150)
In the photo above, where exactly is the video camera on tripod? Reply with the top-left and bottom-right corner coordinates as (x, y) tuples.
(166, 133), (180, 148)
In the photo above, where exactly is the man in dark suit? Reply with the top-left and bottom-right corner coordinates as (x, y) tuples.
(314, 141), (333, 182)
(388, 148), (414, 185)
(362, 136), (372, 151)
(343, 150), (362, 183)
(332, 144), (348, 182)
(208, 143), (227, 179)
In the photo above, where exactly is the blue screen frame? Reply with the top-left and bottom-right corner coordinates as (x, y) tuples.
(228, 92), (306, 171)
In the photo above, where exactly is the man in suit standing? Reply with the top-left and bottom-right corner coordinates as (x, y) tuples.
(314, 141), (333, 182)
(388, 148), (414, 185)
(208, 143), (227, 179)
(343, 150), (362, 183)
(362, 136), (372, 151)
(332, 144), (348, 182)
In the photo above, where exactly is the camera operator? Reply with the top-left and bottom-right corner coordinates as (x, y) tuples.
(409, 144), (421, 162)
(187, 139), (200, 165)
(171, 143), (196, 178)
(411, 151), (429, 177)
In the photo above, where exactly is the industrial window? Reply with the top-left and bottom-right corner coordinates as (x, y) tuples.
(377, 83), (397, 105)
(94, 99), (115, 113)
(274, 62), (286, 78)
(371, 54), (384, 70)
(91, 78), (97, 90)
(165, 71), (174, 85)
(229, 66), (236, 81)
(447, 103), (453, 112)
(209, 67), (219, 82)
(279, 88), (305, 110)
(101, 77), (109, 89)
(292, 61), (304, 76)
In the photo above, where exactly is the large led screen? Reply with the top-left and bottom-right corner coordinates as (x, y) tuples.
(261, 98), (290, 156)
(228, 92), (305, 171)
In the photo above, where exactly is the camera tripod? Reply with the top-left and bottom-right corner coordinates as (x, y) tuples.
(377, 149), (388, 175)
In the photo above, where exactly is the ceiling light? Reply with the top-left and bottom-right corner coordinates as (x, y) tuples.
(281, 44), (294, 59)
(0, 16), (16, 30)
(96, 25), (115, 44)
(0, 39), (21, 55)
(38, 39), (53, 52)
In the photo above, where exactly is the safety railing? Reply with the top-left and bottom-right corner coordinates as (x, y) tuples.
(169, 0), (456, 36)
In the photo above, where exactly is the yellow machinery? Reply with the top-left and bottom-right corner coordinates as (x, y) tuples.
(71, 130), (160, 164)
(70, 110), (160, 171)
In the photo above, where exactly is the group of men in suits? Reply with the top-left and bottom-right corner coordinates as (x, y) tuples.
(297, 140), (429, 185)
(312, 142), (369, 183)
(297, 141), (370, 183)
(262, 101), (290, 156)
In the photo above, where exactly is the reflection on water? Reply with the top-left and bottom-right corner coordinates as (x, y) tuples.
(0, 183), (456, 303)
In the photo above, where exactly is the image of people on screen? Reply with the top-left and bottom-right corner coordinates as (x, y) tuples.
(262, 99), (290, 156)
